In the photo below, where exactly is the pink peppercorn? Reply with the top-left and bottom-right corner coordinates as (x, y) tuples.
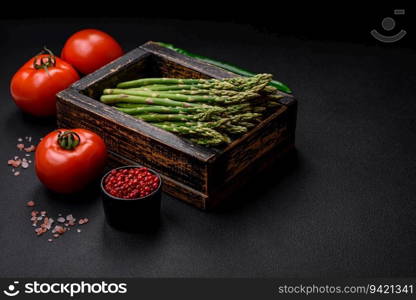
(104, 167), (159, 199)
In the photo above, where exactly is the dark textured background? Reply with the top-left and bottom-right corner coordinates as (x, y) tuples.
(0, 12), (415, 278)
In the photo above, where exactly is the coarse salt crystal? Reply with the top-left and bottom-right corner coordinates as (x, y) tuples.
(79, 218), (89, 225)
(53, 225), (66, 234)
(8, 159), (21, 168)
(35, 228), (46, 236)
(24, 145), (36, 152)
(46, 219), (54, 230)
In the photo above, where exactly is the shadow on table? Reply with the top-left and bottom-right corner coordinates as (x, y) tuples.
(33, 178), (101, 211)
(212, 149), (301, 214)
(100, 215), (166, 254)
(5, 108), (56, 129)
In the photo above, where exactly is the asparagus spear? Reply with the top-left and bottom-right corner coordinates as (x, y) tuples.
(116, 73), (271, 90)
(226, 74), (272, 92)
(135, 87), (274, 99)
(264, 101), (281, 109)
(222, 103), (266, 114)
(135, 111), (261, 123)
(262, 86), (278, 94)
(130, 78), (278, 97)
(115, 102), (218, 109)
(116, 105), (224, 115)
(129, 83), (238, 91)
(115, 103), (150, 108)
(113, 103), (265, 120)
(117, 77), (235, 89)
(133, 110), (219, 122)
(221, 124), (248, 134)
(100, 94), (202, 107)
(134, 86), (243, 96)
(115, 102), (266, 115)
(153, 118), (248, 137)
(152, 123), (230, 145)
(188, 137), (225, 146)
(129, 83), (265, 94)
(211, 112), (262, 123)
(103, 89), (259, 104)
(240, 121), (257, 129)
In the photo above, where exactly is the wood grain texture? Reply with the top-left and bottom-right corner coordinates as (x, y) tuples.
(56, 41), (297, 209)
(210, 104), (289, 186)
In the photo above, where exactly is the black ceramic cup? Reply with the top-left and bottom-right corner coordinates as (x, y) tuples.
(101, 165), (162, 232)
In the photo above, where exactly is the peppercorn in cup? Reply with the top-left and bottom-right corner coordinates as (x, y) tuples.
(101, 165), (162, 232)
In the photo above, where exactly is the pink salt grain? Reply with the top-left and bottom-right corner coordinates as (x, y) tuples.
(8, 159), (21, 168)
(24, 145), (36, 152)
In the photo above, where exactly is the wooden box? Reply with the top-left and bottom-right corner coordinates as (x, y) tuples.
(56, 41), (297, 209)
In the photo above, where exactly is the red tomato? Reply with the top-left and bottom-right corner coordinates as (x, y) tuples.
(61, 29), (123, 74)
(35, 129), (107, 194)
(10, 49), (80, 117)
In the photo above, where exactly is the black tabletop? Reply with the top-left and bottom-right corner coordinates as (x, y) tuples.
(0, 17), (415, 278)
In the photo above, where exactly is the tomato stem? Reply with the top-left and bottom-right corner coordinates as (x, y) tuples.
(57, 131), (81, 150)
(33, 47), (56, 73)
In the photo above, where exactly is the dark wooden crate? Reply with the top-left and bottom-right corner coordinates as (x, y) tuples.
(56, 41), (297, 209)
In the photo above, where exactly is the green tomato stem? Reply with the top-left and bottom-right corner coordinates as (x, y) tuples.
(57, 130), (81, 150)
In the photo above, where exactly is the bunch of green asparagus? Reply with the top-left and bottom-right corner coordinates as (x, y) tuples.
(100, 74), (282, 146)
